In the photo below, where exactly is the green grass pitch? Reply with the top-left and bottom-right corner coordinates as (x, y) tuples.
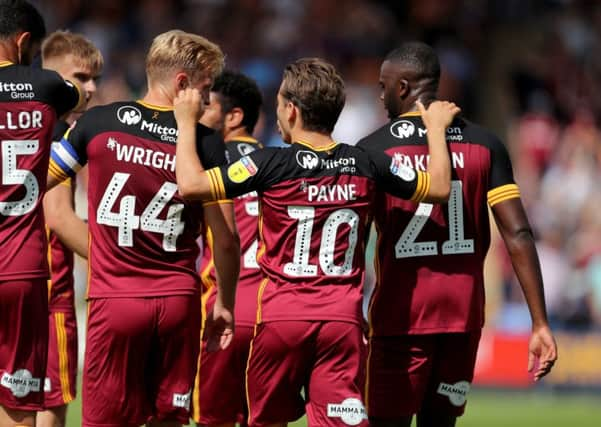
(65, 389), (601, 426)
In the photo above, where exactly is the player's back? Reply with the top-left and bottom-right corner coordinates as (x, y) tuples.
(359, 113), (518, 335)
(200, 137), (263, 327)
(0, 62), (79, 281)
(246, 142), (384, 325)
(52, 101), (226, 298)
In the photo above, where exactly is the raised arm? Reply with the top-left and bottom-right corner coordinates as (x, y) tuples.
(418, 100), (459, 203)
(174, 88), (213, 200)
(492, 199), (557, 380)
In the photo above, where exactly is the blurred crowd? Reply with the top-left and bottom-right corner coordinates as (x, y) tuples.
(36, 0), (601, 332)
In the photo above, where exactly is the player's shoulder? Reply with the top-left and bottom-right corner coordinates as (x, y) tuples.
(71, 102), (124, 128)
(51, 120), (70, 142)
(0, 64), (69, 102)
(226, 138), (263, 162)
(460, 117), (507, 153)
(358, 115), (426, 150)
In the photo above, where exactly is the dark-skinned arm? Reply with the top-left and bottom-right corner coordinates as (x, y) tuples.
(492, 198), (558, 380)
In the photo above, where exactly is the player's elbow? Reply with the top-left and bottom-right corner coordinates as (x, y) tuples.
(177, 181), (204, 201)
(177, 174), (213, 201)
(43, 203), (68, 233)
(424, 180), (451, 203)
(44, 212), (64, 233)
(177, 183), (197, 200)
(213, 231), (241, 255)
(505, 227), (536, 252)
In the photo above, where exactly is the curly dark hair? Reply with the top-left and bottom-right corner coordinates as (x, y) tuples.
(0, 0), (46, 43)
(212, 70), (263, 134)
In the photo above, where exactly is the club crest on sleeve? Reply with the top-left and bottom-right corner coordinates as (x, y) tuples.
(390, 153), (416, 181)
(227, 156), (258, 183)
(237, 142), (256, 156)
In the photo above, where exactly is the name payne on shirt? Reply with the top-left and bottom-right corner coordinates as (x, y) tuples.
(305, 183), (358, 202)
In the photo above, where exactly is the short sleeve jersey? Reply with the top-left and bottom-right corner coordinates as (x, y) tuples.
(0, 62), (80, 281)
(200, 137), (264, 327)
(47, 120), (75, 310)
(205, 140), (430, 324)
(50, 101), (226, 298)
(357, 112), (519, 335)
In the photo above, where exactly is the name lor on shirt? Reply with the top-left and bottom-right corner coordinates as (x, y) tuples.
(0, 110), (42, 130)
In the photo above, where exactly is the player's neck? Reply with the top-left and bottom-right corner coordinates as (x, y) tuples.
(401, 94), (437, 115)
(141, 84), (174, 109)
(292, 129), (334, 149)
(0, 43), (17, 64)
(224, 128), (252, 143)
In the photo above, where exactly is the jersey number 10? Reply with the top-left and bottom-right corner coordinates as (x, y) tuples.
(284, 205), (359, 277)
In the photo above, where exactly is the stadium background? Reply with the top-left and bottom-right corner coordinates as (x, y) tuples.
(34, 0), (601, 425)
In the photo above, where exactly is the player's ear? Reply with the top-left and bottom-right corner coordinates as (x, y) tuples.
(175, 72), (189, 91)
(287, 101), (298, 127)
(399, 78), (410, 100)
(15, 31), (31, 65)
(226, 107), (244, 129)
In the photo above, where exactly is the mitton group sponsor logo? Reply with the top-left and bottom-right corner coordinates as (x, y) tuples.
(327, 397), (367, 426)
(0, 81), (35, 99)
(414, 126), (464, 141)
(296, 150), (319, 169)
(389, 153), (416, 182)
(117, 105), (142, 125)
(117, 105), (179, 142)
(296, 150), (357, 172)
(437, 380), (471, 406)
(172, 389), (191, 410)
(390, 119), (415, 139)
(0, 369), (41, 398)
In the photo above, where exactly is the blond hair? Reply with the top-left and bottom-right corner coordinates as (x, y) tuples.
(146, 30), (224, 85)
(41, 30), (103, 75)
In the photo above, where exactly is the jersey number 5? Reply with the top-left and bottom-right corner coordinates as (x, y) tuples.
(97, 172), (185, 251)
(395, 180), (474, 258)
(0, 140), (39, 216)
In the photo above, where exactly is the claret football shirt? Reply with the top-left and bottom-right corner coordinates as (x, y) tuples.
(0, 62), (81, 281)
(50, 101), (226, 297)
(204, 140), (429, 324)
(358, 112), (519, 335)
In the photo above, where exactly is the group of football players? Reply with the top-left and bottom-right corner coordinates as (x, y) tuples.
(0, 1), (557, 427)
